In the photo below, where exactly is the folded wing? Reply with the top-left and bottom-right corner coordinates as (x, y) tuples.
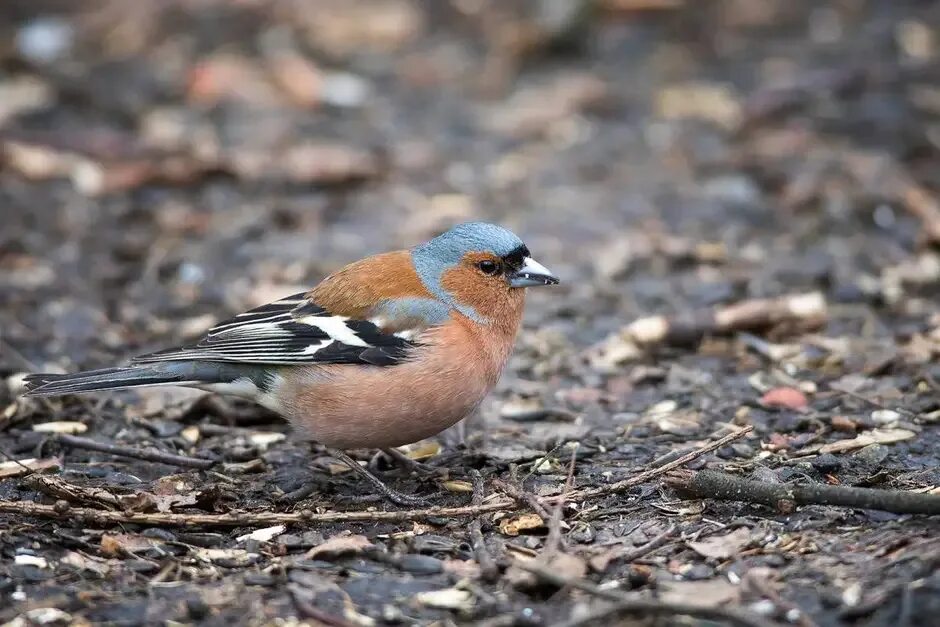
(132, 293), (416, 367)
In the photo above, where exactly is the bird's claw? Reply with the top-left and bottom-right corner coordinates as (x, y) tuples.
(375, 447), (448, 479)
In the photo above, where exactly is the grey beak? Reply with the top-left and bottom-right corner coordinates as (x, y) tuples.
(508, 257), (559, 288)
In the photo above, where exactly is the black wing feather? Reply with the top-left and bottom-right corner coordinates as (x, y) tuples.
(131, 293), (417, 367)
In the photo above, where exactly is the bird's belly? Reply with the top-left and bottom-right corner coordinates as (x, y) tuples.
(275, 362), (492, 449)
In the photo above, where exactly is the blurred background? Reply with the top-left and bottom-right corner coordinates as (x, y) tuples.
(0, 0), (938, 371)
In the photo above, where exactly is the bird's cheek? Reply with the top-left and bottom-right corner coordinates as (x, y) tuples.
(440, 266), (489, 316)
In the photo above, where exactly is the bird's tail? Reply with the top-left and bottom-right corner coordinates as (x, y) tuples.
(22, 367), (196, 397)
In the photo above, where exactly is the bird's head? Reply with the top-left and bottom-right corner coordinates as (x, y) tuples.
(411, 222), (558, 322)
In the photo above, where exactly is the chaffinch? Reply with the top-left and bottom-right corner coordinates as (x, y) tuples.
(23, 222), (559, 505)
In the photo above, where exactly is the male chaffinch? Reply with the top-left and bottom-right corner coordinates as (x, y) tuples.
(23, 222), (559, 505)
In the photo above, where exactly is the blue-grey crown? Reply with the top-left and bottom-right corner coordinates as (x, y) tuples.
(413, 222), (524, 264)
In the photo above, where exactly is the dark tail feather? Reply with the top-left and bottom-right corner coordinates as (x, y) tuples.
(22, 367), (195, 397)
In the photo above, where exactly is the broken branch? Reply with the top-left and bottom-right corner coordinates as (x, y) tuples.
(666, 469), (940, 515)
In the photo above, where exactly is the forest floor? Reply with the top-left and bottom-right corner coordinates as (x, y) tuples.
(1, 1), (939, 625)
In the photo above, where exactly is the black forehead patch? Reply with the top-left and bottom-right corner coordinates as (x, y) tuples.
(502, 245), (530, 269)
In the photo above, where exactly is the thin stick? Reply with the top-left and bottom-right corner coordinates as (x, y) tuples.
(25, 475), (124, 510)
(288, 585), (357, 627)
(0, 499), (515, 527)
(666, 469), (940, 515)
(544, 445), (578, 557)
(55, 434), (216, 469)
(0, 428), (752, 528)
(469, 470), (500, 582)
(560, 426), (752, 502)
(492, 478), (553, 519)
(515, 560), (775, 627)
(617, 523), (677, 563)
(553, 598), (777, 627)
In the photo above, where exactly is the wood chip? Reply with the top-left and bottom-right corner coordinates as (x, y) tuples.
(819, 428), (917, 454)
(498, 513), (545, 536)
(31, 421), (88, 434)
(305, 532), (373, 560)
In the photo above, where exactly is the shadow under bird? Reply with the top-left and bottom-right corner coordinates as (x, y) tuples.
(23, 222), (559, 505)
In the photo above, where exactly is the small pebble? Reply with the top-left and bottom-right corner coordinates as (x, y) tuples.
(125, 560), (160, 574)
(186, 597), (210, 620)
(398, 554), (444, 575)
(683, 563), (715, 580)
(16, 17), (73, 63)
(871, 409), (901, 425)
(569, 523), (595, 544)
(142, 528), (177, 542)
(811, 453), (842, 473)
(854, 443), (889, 465)
(244, 572), (276, 586)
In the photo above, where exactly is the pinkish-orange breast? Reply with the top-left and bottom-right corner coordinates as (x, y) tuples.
(273, 314), (521, 449)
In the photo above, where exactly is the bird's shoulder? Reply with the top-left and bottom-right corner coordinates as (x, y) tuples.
(131, 251), (452, 367)
(309, 249), (451, 337)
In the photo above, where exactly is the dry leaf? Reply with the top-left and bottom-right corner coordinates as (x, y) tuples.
(414, 587), (475, 611)
(151, 492), (198, 513)
(100, 534), (158, 557)
(237, 525), (286, 544)
(306, 532), (373, 560)
(397, 440), (441, 460)
(508, 553), (588, 589)
(195, 548), (259, 566)
(659, 578), (739, 607)
(688, 527), (751, 560)
(180, 425), (201, 444)
(248, 432), (286, 449)
(0, 457), (61, 479)
(442, 558), (482, 579)
(14, 555), (48, 568)
(442, 480), (474, 493)
(819, 428), (916, 454)
(760, 387), (809, 410)
(498, 513), (545, 536)
(656, 81), (742, 129)
(61, 551), (110, 576)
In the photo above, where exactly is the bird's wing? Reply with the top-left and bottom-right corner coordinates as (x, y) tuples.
(131, 293), (418, 367)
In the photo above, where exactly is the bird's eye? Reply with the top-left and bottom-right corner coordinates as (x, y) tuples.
(477, 260), (500, 276)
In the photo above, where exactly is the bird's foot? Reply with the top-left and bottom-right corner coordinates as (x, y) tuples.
(329, 448), (430, 507)
(374, 447), (448, 479)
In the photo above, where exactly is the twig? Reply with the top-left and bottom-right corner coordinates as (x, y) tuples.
(288, 585), (357, 627)
(544, 445), (578, 557)
(492, 478), (552, 519)
(54, 433), (216, 469)
(24, 475), (124, 510)
(900, 182), (940, 244)
(561, 426), (752, 502)
(0, 428), (752, 528)
(553, 598), (778, 627)
(617, 523), (677, 563)
(469, 470), (500, 582)
(515, 560), (775, 627)
(666, 469), (940, 515)
(0, 446), (58, 479)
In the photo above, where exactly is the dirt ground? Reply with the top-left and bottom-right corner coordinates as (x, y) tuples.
(2, 1), (940, 625)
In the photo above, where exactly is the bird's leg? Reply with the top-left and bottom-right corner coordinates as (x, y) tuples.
(374, 447), (447, 478)
(328, 448), (429, 507)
